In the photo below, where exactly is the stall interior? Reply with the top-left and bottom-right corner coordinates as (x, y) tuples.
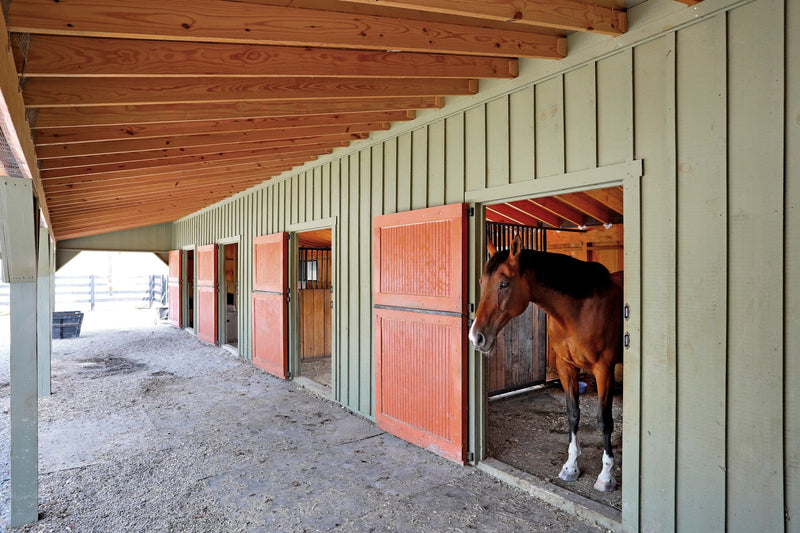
(222, 242), (238, 347)
(484, 187), (624, 511)
(297, 229), (333, 390)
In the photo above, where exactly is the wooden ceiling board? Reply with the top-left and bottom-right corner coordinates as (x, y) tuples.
(0, 0), (637, 240)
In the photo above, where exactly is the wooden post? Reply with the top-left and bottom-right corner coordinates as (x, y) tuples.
(89, 274), (96, 311)
(37, 226), (52, 397)
(9, 280), (38, 526)
(0, 177), (40, 527)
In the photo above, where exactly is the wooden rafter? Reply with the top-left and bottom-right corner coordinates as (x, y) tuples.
(337, 0), (626, 36)
(7, 0), (566, 59)
(1, 0), (629, 240)
(33, 111), (415, 145)
(23, 77), (478, 108)
(30, 98), (443, 128)
(17, 35), (518, 79)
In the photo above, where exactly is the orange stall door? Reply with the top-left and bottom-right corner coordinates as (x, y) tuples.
(373, 203), (468, 464)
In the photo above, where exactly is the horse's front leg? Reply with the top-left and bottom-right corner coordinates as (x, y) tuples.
(593, 362), (616, 492)
(556, 358), (581, 482)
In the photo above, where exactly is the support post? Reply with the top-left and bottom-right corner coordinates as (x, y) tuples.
(0, 177), (40, 527)
(37, 226), (52, 397)
(9, 280), (38, 526)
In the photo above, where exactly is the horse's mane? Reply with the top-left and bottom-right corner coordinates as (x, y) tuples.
(486, 248), (612, 299)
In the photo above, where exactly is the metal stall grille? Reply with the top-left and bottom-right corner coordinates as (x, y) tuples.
(485, 222), (548, 396)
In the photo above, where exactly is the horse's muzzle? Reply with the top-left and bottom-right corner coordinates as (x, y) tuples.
(468, 323), (495, 353)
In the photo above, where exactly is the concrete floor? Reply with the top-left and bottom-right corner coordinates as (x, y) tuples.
(0, 309), (608, 532)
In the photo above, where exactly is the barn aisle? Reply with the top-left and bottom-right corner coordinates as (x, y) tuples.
(0, 309), (604, 532)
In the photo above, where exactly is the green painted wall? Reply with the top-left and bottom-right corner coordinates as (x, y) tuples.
(172, 0), (797, 530)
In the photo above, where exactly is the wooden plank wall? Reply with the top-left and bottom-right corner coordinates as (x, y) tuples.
(172, 0), (796, 529)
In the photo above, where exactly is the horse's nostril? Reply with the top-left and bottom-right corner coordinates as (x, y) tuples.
(476, 332), (485, 347)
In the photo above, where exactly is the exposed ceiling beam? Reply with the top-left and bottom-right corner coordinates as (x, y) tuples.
(39, 142), (348, 171)
(40, 147), (336, 179)
(23, 77), (478, 108)
(36, 123), (386, 158)
(31, 98), (443, 128)
(337, 0), (626, 36)
(36, 132), (371, 160)
(33, 110), (416, 144)
(524, 197), (587, 226)
(584, 186), (623, 214)
(556, 191), (616, 225)
(17, 35), (518, 79)
(7, 0), (566, 58)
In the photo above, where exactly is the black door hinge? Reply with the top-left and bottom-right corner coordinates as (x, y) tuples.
(468, 303), (475, 313)
(468, 207), (475, 217)
(623, 332), (630, 349)
(623, 303), (630, 321)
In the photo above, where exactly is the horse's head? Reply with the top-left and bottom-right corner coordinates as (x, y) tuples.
(469, 235), (532, 353)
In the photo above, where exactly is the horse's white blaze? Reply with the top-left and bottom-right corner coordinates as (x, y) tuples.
(468, 321), (479, 348)
(559, 433), (581, 481)
(593, 451), (616, 491)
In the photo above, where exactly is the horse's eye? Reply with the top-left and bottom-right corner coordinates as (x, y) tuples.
(499, 280), (510, 289)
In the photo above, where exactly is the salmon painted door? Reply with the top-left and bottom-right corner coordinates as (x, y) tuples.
(373, 203), (468, 463)
(197, 244), (218, 345)
(168, 250), (182, 328)
(252, 232), (289, 379)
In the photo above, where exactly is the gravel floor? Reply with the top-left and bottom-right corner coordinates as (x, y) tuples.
(1, 307), (608, 532)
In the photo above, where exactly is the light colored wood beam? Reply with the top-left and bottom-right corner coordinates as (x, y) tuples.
(37, 131), (370, 160)
(31, 97), (443, 128)
(33, 110), (415, 145)
(36, 123), (386, 159)
(524, 197), (587, 226)
(337, 0), (626, 36)
(584, 186), (623, 214)
(556, 191), (615, 225)
(0, 16), (51, 230)
(7, 0), (567, 58)
(19, 35), (519, 79)
(44, 160), (306, 190)
(23, 77), (478, 108)
(39, 141), (348, 171)
(40, 146), (334, 179)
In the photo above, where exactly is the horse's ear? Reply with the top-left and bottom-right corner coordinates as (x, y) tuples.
(509, 235), (523, 264)
(487, 240), (498, 257)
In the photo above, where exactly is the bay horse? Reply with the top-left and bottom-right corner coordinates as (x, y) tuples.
(469, 235), (623, 492)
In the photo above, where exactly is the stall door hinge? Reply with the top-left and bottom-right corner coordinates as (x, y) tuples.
(287, 288), (291, 303)
(623, 332), (630, 349)
(623, 303), (630, 321)
(467, 452), (475, 463)
(468, 303), (475, 313)
(468, 207), (475, 217)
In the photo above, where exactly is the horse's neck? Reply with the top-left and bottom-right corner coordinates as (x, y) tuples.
(526, 275), (574, 325)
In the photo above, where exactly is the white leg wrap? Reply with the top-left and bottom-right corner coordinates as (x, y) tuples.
(558, 434), (581, 482)
(593, 451), (616, 492)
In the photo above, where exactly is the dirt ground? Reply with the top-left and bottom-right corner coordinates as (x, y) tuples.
(0, 307), (609, 533)
(487, 378), (623, 511)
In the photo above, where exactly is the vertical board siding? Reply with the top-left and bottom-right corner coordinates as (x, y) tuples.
(727, 0), (785, 530)
(675, 16), (727, 532)
(633, 34), (677, 533)
(464, 105), (486, 191)
(535, 76), (565, 178)
(509, 87), (535, 183)
(486, 96), (510, 188)
(787, 1), (800, 529)
(170, 4), (794, 530)
(564, 63), (597, 172)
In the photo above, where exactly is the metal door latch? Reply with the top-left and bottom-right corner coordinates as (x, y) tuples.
(623, 332), (630, 349)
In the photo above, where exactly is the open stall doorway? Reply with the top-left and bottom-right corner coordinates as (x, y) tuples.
(182, 249), (195, 331)
(296, 229), (333, 393)
(220, 242), (239, 350)
(483, 186), (624, 511)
